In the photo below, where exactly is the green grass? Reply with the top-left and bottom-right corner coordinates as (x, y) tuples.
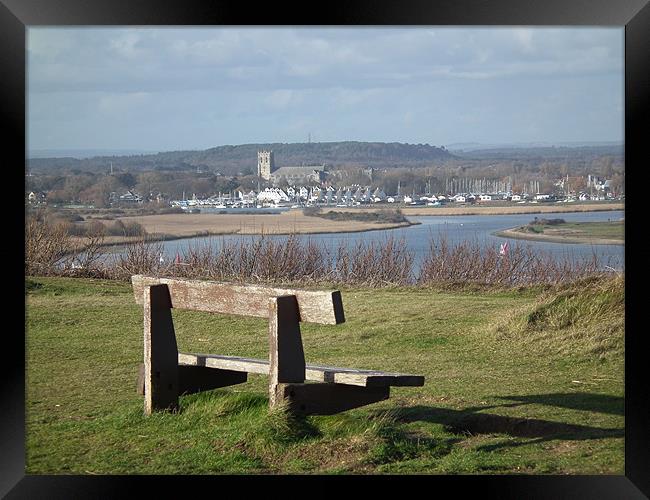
(525, 221), (624, 241)
(25, 276), (624, 474)
(304, 207), (410, 224)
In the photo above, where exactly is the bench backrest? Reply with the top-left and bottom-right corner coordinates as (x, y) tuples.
(131, 275), (345, 325)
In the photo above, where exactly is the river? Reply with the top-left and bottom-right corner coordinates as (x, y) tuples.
(128, 210), (623, 272)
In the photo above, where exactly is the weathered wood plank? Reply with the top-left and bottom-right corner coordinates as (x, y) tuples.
(269, 295), (306, 408)
(143, 284), (179, 415)
(274, 383), (390, 415)
(177, 352), (425, 387)
(178, 352), (269, 374)
(131, 275), (345, 325)
(305, 364), (425, 387)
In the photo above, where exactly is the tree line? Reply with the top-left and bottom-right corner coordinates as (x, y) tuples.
(26, 150), (624, 208)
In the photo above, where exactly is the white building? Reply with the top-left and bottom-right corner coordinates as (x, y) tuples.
(257, 188), (290, 204)
(372, 188), (387, 202)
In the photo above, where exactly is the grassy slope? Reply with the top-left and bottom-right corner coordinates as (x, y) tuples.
(25, 277), (624, 474)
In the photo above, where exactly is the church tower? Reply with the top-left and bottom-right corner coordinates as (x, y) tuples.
(257, 150), (275, 181)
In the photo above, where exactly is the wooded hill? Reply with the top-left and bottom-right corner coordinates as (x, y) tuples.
(27, 141), (456, 175)
(454, 144), (624, 161)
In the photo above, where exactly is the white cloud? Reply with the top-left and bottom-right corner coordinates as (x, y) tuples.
(27, 28), (75, 58)
(27, 27), (624, 149)
(28, 27), (623, 96)
(109, 33), (149, 60)
(98, 92), (151, 115)
(512, 28), (535, 54)
(264, 89), (299, 110)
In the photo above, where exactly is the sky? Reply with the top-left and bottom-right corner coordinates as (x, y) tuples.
(27, 27), (624, 153)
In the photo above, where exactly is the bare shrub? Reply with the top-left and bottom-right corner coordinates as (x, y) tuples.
(65, 232), (109, 278)
(25, 217), (72, 276)
(26, 216), (616, 290)
(417, 235), (606, 288)
(334, 236), (413, 286)
(109, 237), (168, 280)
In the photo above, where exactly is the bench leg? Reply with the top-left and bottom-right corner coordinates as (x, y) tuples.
(143, 284), (179, 415)
(268, 295), (306, 410)
(274, 383), (390, 416)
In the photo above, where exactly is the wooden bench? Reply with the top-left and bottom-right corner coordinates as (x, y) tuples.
(132, 275), (424, 416)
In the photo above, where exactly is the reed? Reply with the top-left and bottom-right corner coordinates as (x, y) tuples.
(417, 235), (608, 288)
(26, 218), (618, 288)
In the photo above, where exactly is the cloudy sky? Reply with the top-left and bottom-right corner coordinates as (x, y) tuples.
(27, 27), (624, 153)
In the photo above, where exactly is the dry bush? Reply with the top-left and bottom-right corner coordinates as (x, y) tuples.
(107, 234), (613, 289)
(26, 218), (617, 290)
(334, 236), (413, 286)
(25, 216), (111, 278)
(25, 217), (72, 276)
(417, 236), (605, 288)
(108, 237), (170, 280)
(174, 235), (334, 285)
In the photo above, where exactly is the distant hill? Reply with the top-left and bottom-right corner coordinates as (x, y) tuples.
(28, 149), (159, 159)
(452, 144), (624, 161)
(446, 141), (623, 152)
(27, 141), (455, 175)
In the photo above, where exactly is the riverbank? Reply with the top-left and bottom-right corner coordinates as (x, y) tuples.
(84, 211), (419, 248)
(494, 220), (624, 245)
(83, 202), (622, 244)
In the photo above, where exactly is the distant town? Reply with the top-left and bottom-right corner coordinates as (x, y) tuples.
(27, 151), (622, 212)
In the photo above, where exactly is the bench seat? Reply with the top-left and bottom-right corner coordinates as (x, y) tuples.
(178, 352), (425, 388)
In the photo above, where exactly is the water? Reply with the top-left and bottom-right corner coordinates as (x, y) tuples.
(111, 210), (625, 272)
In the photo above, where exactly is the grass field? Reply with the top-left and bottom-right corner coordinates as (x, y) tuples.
(497, 220), (624, 245)
(25, 276), (624, 474)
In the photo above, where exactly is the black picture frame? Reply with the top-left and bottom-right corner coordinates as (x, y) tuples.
(5, 0), (648, 497)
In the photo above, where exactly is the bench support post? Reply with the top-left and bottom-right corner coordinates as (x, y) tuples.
(143, 284), (179, 415)
(268, 295), (306, 410)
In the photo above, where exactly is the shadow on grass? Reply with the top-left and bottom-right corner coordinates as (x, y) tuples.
(369, 394), (623, 453)
(495, 393), (624, 416)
